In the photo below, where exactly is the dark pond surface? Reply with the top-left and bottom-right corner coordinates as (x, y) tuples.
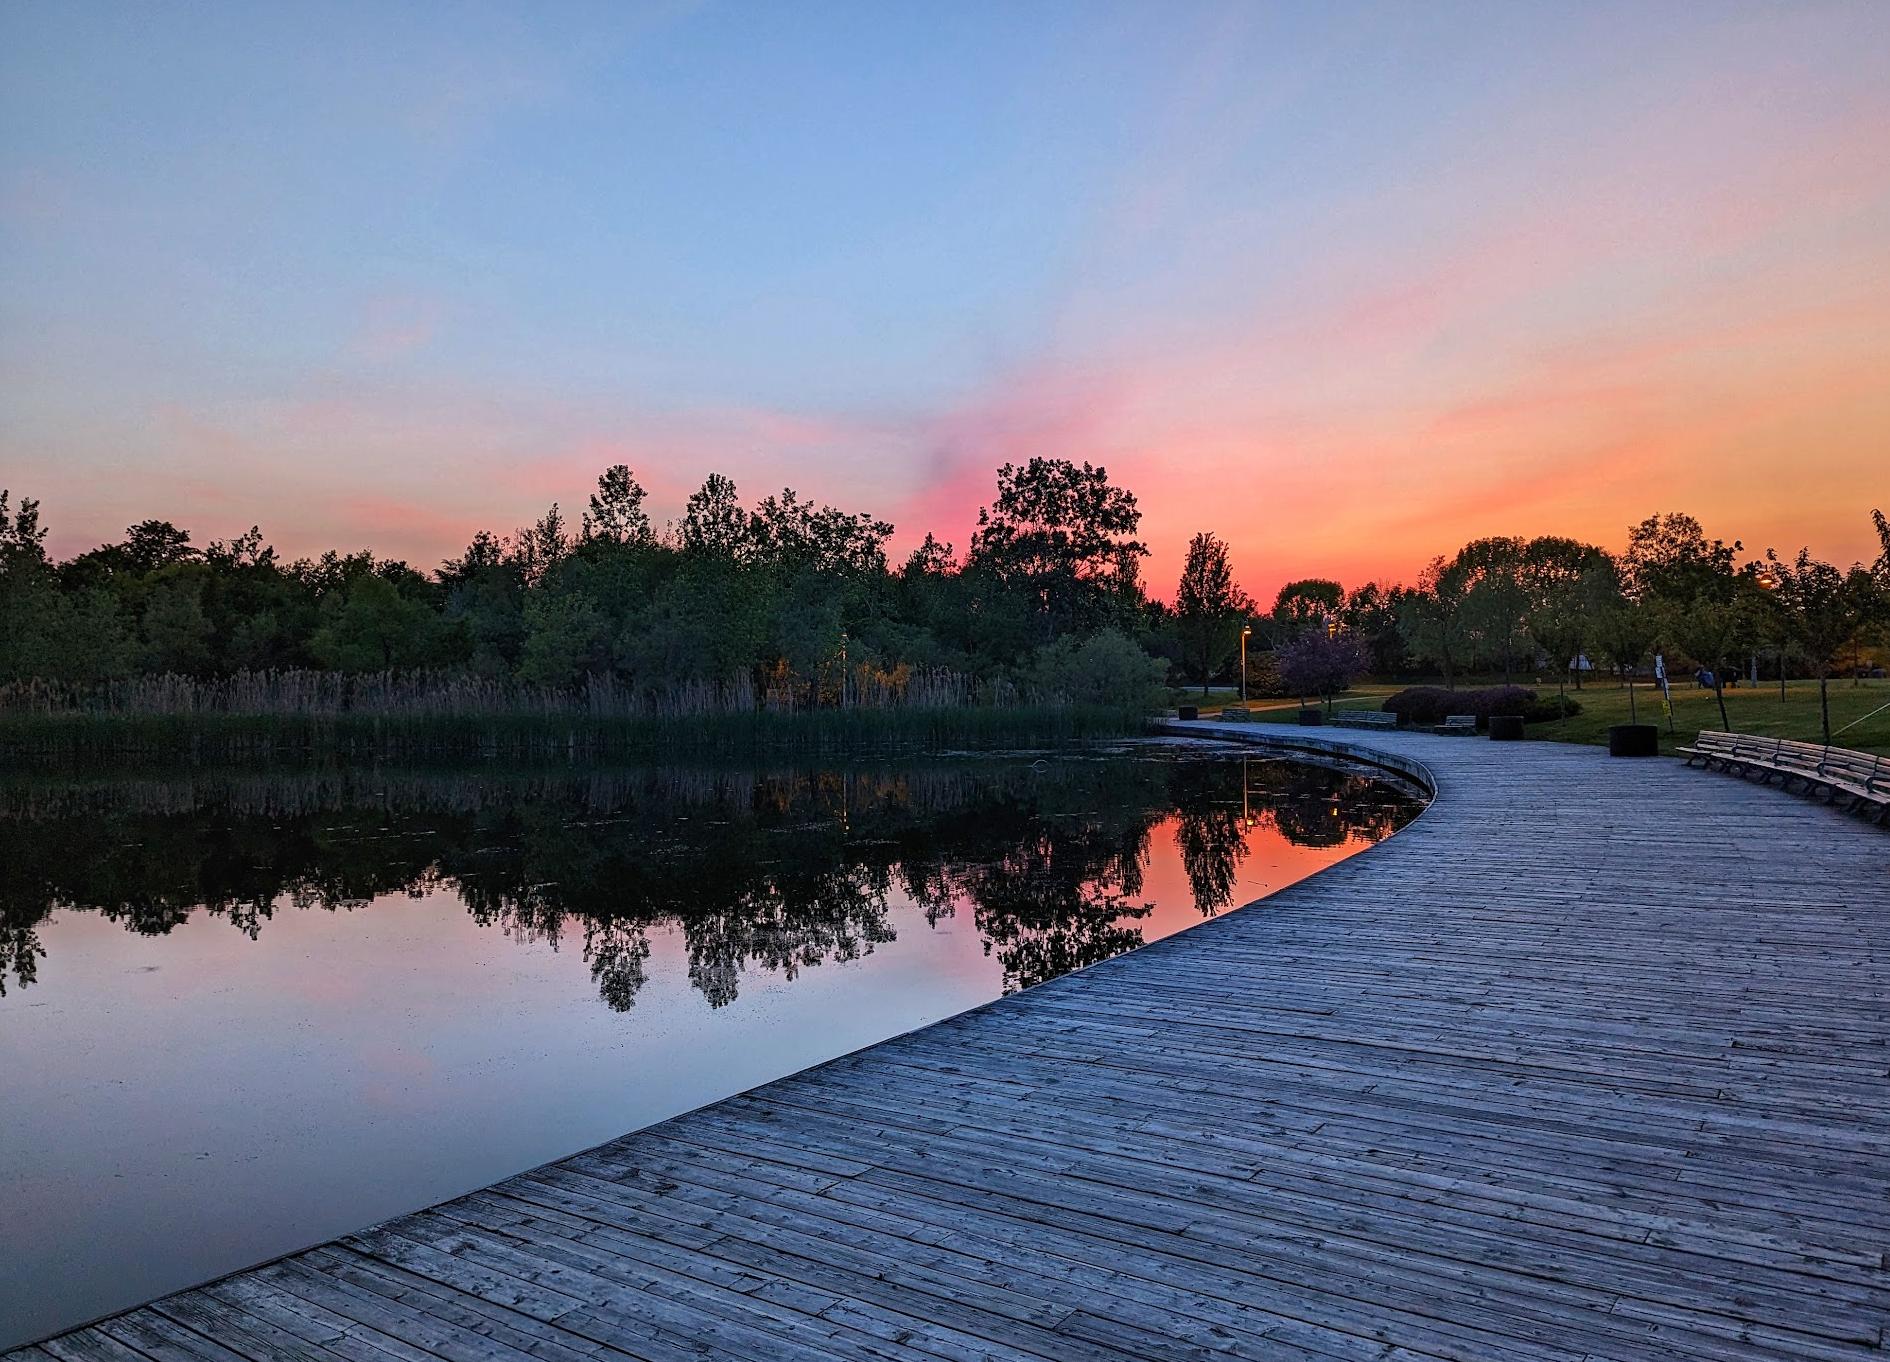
(0, 742), (1421, 1347)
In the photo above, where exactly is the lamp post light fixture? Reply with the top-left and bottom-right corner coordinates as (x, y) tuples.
(1753, 571), (1781, 689)
(1240, 625), (1252, 703)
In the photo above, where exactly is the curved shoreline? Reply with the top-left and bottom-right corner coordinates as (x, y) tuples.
(10, 724), (1887, 1361)
(1164, 722), (1441, 798)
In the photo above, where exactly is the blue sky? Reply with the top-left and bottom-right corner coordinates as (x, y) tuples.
(3, 1), (1886, 592)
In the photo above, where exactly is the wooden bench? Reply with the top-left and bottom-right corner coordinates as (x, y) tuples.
(1433, 715), (1477, 736)
(1331, 710), (1397, 729)
(1680, 731), (1889, 823)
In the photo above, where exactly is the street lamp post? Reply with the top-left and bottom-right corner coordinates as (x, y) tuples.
(1240, 625), (1252, 703)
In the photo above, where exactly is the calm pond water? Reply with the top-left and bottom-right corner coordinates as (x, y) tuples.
(0, 742), (1420, 1347)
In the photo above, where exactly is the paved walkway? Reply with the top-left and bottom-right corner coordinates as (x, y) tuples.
(12, 725), (1888, 1361)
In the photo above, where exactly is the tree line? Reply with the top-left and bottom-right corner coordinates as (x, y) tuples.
(0, 459), (1162, 711)
(1174, 510), (1890, 742)
(2, 462), (1887, 737)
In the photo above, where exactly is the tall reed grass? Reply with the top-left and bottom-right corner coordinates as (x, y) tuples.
(0, 668), (1144, 759)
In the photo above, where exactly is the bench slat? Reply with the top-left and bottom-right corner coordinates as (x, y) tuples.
(1687, 731), (1889, 821)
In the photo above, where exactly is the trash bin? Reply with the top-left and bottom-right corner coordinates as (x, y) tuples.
(1488, 714), (1525, 741)
(1177, 705), (1198, 721)
(1608, 724), (1658, 757)
(1297, 708), (1324, 726)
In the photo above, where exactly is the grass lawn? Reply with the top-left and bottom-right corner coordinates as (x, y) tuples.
(1170, 679), (1890, 757)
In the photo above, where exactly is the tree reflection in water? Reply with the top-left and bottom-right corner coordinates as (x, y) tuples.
(0, 752), (1419, 1009)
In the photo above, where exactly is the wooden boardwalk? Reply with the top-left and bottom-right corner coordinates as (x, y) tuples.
(13, 725), (1888, 1362)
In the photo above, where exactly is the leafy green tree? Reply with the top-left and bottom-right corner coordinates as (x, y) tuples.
(619, 559), (768, 691)
(1173, 532), (1252, 695)
(1662, 584), (1762, 734)
(677, 473), (751, 559)
(1, 509), (137, 684)
(141, 569), (216, 673)
(1268, 578), (1344, 641)
(1763, 548), (1874, 743)
(518, 591), (610, 686)
(1027, 628), (1165, 709)
(582, 465), (652, 546)
(508, 505), (570, 586)
(1522, 538), (1617, 699)
(196, 527), (313, 671)
(310, 575), (439, 671)
(1401, 555), (1471, 687)
(1340, 582), (1411, 676)
(903, 533), (956, 578)
(967, 458), (1147, 643)
(0, 491), (55, 682)
(1623, 512), (1740, 606)
(769, 574), (846, 706)
(749, 488), (892, 578)
(440, 529), (527, 674)
(2, 493), (138, 682)
(118, 520), (197, 574)
(1592, 594), (1658, 723)
(880, 536), (978, 668)
(0, 491), (48, 573)
(1453, 537), (1530, 685)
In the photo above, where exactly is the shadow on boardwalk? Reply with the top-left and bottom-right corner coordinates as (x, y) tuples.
(12, 724), (1889, 1361)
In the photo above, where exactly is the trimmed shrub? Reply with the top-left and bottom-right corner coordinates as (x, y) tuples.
(1380, 687), (1457, 725)
(1468, 685), (1536, 719)
(1382, 685), (1551, 727)
(1522, 693), (1582, 723)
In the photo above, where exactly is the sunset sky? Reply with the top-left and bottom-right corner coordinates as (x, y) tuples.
(3, 0), (1886, 600)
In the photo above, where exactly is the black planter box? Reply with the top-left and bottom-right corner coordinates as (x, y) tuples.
(1177, 705), (1198, 721)
(1608, 723), (1659, 757)
(1297, 708), (1324, 727)
(1488, 714), (1525, 741)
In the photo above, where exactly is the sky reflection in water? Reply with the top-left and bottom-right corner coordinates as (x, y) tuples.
(0, 745), (1418, 1346)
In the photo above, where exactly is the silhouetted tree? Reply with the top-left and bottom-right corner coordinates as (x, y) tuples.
(1454, 537), (1530, 685)
(582, 465), (653, 546)
(1593, 594), (1657, 723)
(1623, 512), (1741, 606)
(1402, 555), (1472, 687)
(1340, 582), (1411, 676)
(677, 473), (751, 559)
(967, 458), (1147, 643)
(1763, 548), (1874, 743)
(1268, 578), (1344, 642)
(1174, 532), (1252, 695)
